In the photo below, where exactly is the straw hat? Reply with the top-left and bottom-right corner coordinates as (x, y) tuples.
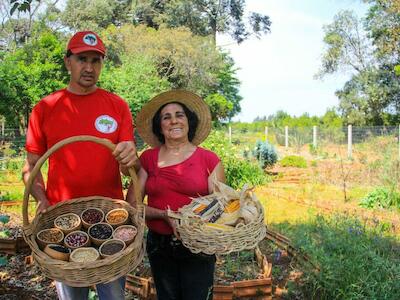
(135, 90), (212, 148)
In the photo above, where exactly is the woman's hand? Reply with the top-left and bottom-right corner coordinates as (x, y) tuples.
(163, 210), (180, 239)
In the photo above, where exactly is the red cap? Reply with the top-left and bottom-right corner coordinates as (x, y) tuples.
(67, 31), (106, 56)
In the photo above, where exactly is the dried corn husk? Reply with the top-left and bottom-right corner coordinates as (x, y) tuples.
(169, 180), (266, 255)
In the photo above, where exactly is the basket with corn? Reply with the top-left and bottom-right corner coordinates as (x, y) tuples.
(168, 182), (266, 255)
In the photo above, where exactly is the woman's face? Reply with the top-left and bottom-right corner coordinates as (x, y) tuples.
(160, 103), (189, 142)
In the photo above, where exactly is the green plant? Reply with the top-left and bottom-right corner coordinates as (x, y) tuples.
(359, 187), (400, 209)
(280, 155), (307, 168)
(273, 213), (400, 299)
(253, 140), (278, 169)
(202, 131), (267, 189)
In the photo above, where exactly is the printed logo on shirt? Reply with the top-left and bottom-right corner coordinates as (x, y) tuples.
(95, 115), (118, 134)
(83, 33), (98, 46)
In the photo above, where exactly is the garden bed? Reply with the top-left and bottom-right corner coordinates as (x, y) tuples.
(127, 247), (273, 300)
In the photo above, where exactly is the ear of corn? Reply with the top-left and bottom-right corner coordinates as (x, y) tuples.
(203, 223), (234, 231)
(224, 199), (240, 213)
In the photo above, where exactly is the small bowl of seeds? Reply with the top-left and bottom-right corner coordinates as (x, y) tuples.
(99, 239), (126, 258)
(64, 230), (90, 250)
(105, 208), (129, 228)
(70, 247), (99, 263)
(54, 213), (81, 234)
(88, 223), (113, 247)
(81, 208), (104, 229)
(36, 228), (64, 250)
(44, 244), (71, 261)
(112, 225), (137, 246)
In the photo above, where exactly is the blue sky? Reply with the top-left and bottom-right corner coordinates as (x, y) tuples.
(217, 0), (368, 122)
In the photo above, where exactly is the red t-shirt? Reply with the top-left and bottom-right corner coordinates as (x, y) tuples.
(140, 147), (220, 234)
(25, 88), (134, 205)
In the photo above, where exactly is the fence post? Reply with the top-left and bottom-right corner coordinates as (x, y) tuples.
(285, 126), (289, 148)
(313, 126), (317, 148)
(1, 121), (4, 144)
(348, 125), (352, 159)
(398, 124), (400, 160)
(265, 126), (268, 142)
(228, 126), (232, 144)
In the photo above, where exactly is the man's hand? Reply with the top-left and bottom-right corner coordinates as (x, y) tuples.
(36, 199), (50, 214)
(113, 141), (138, 169)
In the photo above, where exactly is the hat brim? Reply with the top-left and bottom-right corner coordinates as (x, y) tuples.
(69, 46), (105, 55)
(135, 90), (212, 148)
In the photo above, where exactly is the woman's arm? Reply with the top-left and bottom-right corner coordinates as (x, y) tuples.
(207, 161), (226, 193)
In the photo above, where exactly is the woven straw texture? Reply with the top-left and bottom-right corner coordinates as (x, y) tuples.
(174, 184), (266, 255)
(135, 89), (211, 147)
(22, 135), (145, 287)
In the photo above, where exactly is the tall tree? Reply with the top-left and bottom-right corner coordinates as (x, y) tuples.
(0, 31), (67, 129)
(131, 0), (271, 44)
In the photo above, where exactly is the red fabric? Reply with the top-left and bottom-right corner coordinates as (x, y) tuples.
(26, 88), (134, 205)
(140, 147), (220, 234)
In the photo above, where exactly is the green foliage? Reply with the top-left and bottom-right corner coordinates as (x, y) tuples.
(130, 0), (271, 44)
(0, 256), (8, 267)
(205, 93), (233, 122)
(359, 187), (400, 209)
(0, 31), (67, 128)
(280, 155), (307, 168)
(274, 213), (400, 299)
(202, 131), (267, 189)
(100, 53), (170, 115)
(0, 215), (10, 224)
(253, 140), (278, 169)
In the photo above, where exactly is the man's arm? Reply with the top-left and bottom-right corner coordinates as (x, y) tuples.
(22, 152), (50, 213)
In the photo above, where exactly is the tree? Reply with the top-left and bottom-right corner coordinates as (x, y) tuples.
(365, 0), (400, 65)
(101, 24), (223, 93)
(317, 8), (399, 125)
(205, 93), (233, 123)
(131, 0), (271, 44)
(61, 0), (132, 31)
(316, 10), (375, 77)
(1, 0), (60, 50)
(0, 31), (67, 129)
(99, 54), (171, 116)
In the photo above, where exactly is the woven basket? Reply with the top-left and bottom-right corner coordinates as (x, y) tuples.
(22, 135), (145, 287)
(171, 183), (266, 255)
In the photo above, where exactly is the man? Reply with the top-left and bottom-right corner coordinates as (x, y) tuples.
(22, 31), (137, 300)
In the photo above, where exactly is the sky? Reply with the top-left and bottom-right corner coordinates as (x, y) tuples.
(217, 0), (368, 122)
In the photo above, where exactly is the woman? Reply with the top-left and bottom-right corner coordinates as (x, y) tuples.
(130, 90), (225, 300)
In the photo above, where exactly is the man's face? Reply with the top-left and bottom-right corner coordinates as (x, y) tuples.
(64, 51), (103, 91)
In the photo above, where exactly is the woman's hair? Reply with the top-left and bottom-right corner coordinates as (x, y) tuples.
(152, 102), (199, 144)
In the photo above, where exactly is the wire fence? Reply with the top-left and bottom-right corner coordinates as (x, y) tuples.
(227, 125), (400, 159)
(1, 126), (400, 161)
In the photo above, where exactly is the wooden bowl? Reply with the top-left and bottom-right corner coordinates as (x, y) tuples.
(112, 225), (137, 246)
(70, 247), (100, 263)
(99, 239), (126, 259)
(64, 230), (90, 250)
(36, 228), (64, 250)
(54, 213), (81, 234)
(44, 244), (71, 261)
(80, 208), (105, 229)
(105, 208), (129, 228)
(88, 223), (113, 247)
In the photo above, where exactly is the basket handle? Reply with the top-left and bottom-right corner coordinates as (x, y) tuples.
(23, 135), (141, 226)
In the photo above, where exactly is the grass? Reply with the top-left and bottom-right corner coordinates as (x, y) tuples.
(270, 213), (400, 300)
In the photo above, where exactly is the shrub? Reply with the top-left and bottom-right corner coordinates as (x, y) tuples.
(253, 140), (278, 169)
(273, 213), (400, 299)
(202, 131), (268, 189)
(359, 187), (400, 209)
(280, 155), (307, 168)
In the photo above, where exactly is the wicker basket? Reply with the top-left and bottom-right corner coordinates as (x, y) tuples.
(22, 135), (145, 287)
(170, 183), (266, 255)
